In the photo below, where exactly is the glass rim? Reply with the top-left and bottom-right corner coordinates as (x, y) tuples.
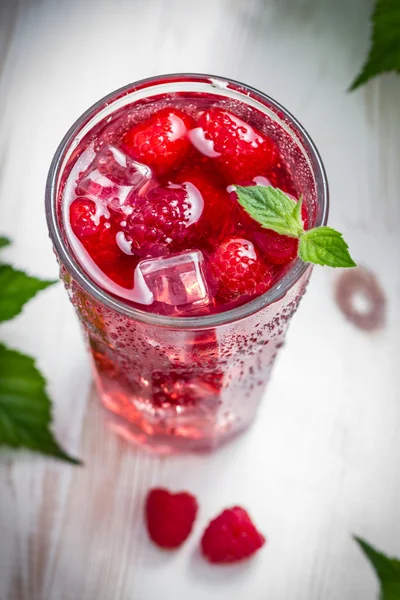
(45, 72), (329, 329)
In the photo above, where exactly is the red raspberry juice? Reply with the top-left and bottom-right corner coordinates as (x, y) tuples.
(47, 75), (328, 452)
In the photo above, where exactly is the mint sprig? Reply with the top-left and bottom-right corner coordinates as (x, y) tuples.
(236, 185), (356, 268)
(0, 238), (79, 464)
(355, 537), (400, 599)
(351, 0), (400, 90)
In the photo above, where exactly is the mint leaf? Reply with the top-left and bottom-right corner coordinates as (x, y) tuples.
(0, 237), (10, 250)
(0, 265), (56, 323)
(0, 343), (79, 464)
(299, 227), (356, 268)
(236, 185), (303, 238)
(355, 537), (400, 599)
(235, 185), (356, 268)
(291, 194), (303, 228)
(350, 0), (400, 90)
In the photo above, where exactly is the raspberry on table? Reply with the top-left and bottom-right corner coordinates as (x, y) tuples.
(121, 108), (194, 176)
(201, 506), (266, 564)
(210, 238), (273, 301)
(197, 109), (279, 184)
(145, 488), (198, 549)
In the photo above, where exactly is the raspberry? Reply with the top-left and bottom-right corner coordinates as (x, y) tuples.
(266, 161), (298, 199)
(173, 168), (237, 243)
(73, 212), (135, 289)
(123, 183), (204, 257)
(69, 197), (101, 237)
(201, 506), (265, 563)
(210, 238), (273, 301)
(145, 488), (198, 549)
(151, 370), (223, 408)
(236, 202), (298, 266)
(197, 109), (279, 184)
(121, 108), (194, 176)
(253, 229), (298, 265)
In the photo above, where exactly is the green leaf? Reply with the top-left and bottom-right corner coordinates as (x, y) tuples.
(350, 0), (400, 90)
(0, 265), (56, 323)
(0, 343), (80, 464)
(355, 537), (400, 600)
(299, 227), (356, 267)
(235, 185), (356, 268)
(236, 185), (303, 238)
(292, 194), (304, 229)
(0, 237), (11, 250)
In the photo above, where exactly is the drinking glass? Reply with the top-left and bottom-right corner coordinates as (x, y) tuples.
(46, 74), (328, 453)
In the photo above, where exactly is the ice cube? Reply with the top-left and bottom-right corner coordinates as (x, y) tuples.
(76, 145), (152, 213)
(138, 250), (211, 315)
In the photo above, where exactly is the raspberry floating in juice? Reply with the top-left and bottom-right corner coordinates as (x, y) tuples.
(63, 94), (313, 317)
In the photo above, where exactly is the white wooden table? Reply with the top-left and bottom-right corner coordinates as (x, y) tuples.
(1, 0), (399, 598)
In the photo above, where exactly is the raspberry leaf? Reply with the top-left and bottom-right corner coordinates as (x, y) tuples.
(236, 185), (356, 268)
(236, 185), (303, 238)
(0, 343), (80, 464)
(350, 0), (400, 90)
(355, 537), (400, 600)
(0, 265), (56, 323)
(0, 237), (11, 250)
(0, 236), (79, 464)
